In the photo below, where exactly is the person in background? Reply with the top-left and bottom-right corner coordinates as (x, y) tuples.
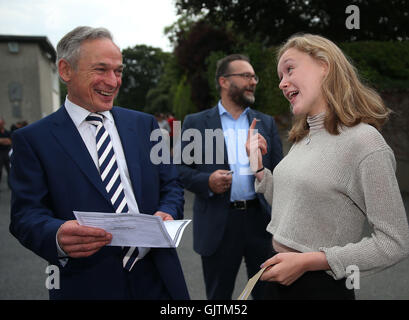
(10, 120), (28, 133)
(167, 112), (176, 150)
(247, 33), (409, 300)
(178, 54), (283, 299)
(155, 112), (171, 133)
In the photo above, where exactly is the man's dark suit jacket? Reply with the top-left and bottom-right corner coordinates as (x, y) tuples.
(9, 105), (189, 300)
(178, 106), (283, 257)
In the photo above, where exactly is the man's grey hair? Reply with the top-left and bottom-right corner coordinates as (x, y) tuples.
(56, 26), (115, 71)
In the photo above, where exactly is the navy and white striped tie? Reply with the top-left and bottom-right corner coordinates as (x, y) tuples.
(86, 113), (139, 271)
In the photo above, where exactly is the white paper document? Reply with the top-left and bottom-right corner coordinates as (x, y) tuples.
(237, 267), (267, 300)
(73, 211), (191, 248)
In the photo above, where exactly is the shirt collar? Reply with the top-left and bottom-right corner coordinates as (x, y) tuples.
(217, 100), (249, 118)
(64, 96), (113, 128)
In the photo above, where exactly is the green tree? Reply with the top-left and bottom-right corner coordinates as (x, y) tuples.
(116, 45), (170, 111)
(176, 0), (409, 45)
(173, 74), (197, 120)
(174, 20), (236, 111)
(145, 54), (184, 115)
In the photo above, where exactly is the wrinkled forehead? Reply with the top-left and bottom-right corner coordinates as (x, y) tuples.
(78, 38), (123, 65)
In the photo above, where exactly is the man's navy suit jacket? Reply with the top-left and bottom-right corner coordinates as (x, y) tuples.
(178, 106), (283, 257)
(9, 105), (189, 299)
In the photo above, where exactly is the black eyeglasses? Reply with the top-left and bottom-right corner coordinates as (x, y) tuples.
(223, 73), (259, 83)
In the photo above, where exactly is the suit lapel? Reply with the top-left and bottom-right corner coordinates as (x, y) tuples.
(50, 106), (112, 205)
(246, 108), (255, 126)
(247, 108), (266, 137)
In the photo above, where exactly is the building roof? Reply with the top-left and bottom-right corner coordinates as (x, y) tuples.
(0, 34), (56, 62)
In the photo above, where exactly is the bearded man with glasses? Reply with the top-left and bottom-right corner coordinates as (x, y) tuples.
(178, 54), (283, 300)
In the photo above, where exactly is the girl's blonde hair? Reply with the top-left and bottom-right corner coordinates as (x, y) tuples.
(277, 34), (390, 143)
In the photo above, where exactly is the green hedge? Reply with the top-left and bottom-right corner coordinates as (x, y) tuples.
(173, 74), (197, 121)
(340, 41), (409, 91)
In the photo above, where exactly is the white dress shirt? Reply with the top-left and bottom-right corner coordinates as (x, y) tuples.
(57, 97), (149, 264)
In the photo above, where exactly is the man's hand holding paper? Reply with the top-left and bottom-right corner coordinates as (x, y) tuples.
(153, 211), (174, 221)
(56, 211), (176, 259)
(57, 220), (112, 258)
(73, 211), (191, 248)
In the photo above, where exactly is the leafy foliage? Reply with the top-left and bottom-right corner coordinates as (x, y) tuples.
(173, 74), (197, 120)
(112, 2), (408, 122)
(116, 45), (170, 111)
(174, 21), (236, 111)
(176, 0), (409, 45)
(340, 40), (409, 90)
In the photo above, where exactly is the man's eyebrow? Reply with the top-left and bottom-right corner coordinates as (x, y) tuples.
(91, 62), (124, 69)
(91, 62), (108, 67)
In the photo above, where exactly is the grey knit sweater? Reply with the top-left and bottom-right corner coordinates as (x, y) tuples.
(255, 113), (409, 280)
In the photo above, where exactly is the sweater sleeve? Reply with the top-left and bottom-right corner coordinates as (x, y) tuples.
(320, 149), (409, 280)
(254, 167), (274, 206)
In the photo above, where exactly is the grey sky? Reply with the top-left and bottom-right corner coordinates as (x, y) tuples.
(0, 0), (178, 51)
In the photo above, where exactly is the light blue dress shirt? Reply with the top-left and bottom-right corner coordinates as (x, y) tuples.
(218, 101), (256, 201)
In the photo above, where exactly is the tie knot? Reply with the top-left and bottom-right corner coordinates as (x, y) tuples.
(86, 113), (104, 127)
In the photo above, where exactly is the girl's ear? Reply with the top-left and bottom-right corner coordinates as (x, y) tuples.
(320, 60), (329, 78)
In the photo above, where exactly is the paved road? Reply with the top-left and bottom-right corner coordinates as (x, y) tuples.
(1, 177), (408, 300)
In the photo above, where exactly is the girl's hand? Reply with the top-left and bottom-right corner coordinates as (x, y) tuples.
(260, 252), (330, 286)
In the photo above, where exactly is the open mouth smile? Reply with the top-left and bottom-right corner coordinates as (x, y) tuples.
(286, 90), (299, 103)
(95, 89), (115, 97)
